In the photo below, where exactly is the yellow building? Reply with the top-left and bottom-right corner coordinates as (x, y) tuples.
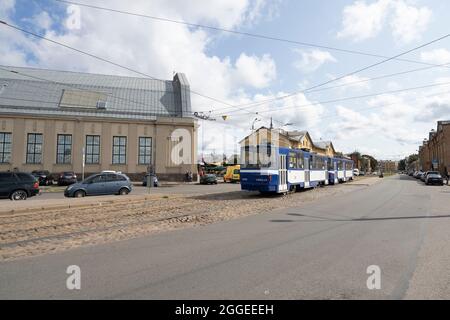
(240, 127), (336, 157)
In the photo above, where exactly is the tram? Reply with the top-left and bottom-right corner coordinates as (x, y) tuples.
(240, 145), (353, 194)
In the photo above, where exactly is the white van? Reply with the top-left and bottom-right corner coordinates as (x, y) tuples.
(353, 168), (360, 176)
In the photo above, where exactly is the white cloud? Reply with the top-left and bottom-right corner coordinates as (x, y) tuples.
(0, 0), (284, 156)
(23, 11), (53, 30)
(337, 0), (432, 44)
(420, 49), (450, 65)
(390, 0), (432, 44)
(337, 0), (390, 41)
(233, 53), (276, 88)
(293, 49), (337, 73)
(0, 0), (15, 17)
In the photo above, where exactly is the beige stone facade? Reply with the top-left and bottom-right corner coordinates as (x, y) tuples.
(0, 115), (197, 181)
(418, 121), (450, 174)
(0, 66), (198, 181)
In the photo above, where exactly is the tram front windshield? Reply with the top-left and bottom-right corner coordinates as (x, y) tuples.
(241, 145), (277, 169)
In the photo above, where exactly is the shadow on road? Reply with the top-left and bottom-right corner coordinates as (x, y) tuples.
(188, 187), (316, 201)
(269, 212), (450, 223)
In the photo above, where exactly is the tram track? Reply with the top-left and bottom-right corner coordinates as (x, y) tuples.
(0, 180), (375, 261)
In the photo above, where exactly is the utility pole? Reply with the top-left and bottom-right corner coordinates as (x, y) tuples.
(81, 147), (85, 181)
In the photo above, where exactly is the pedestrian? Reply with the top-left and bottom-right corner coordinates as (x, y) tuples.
(446, 167), (449, 186)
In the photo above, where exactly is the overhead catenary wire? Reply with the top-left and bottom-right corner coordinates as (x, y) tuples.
(53, 0), (450, 70)
(224, 80), (450, 117)
(0, 20), (239, 110)
(51, 0), (450, 118)
(211, 34), (450, 114)
(2, 18), (450, 128)
(303, 88), (450, 126)
(211, 61), (450, 114)
(0, 19), (286, 125)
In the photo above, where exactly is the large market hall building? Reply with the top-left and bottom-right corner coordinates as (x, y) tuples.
(0, 66), (198, 180)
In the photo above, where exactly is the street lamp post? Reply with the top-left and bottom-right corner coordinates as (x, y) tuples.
(251, 118), (261, 131)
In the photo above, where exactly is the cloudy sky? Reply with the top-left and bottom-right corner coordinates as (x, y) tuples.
(1, 0), (450, 160)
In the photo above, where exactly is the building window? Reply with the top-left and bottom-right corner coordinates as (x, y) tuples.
(138, 137), (152, 165)
(56, 134), (72, 164)
(112, 136), (127, 164)
(85, 135), (100, 164)
(0, 132), (12, 163)
(26, 133), (43, 164)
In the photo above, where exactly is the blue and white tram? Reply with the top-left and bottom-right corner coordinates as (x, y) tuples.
(240, 145), (353, 194)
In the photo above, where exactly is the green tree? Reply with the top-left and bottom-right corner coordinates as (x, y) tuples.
(362, 154), (378, 172)
(407, 154), (419, 165)
(398, 159), (406, 171)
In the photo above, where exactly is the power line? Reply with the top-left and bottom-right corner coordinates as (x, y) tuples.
(226, 80), (450, 117)
(304, 88), (450, 126)
(53, 0), (450, 70)
(52, 0), (450, 123)
(0, 20), (239, 110)
(211, 61), (450, 114)
(3, 18), (449, 128)
(213, 34), (450, 114)
(0, 19), (287, 125)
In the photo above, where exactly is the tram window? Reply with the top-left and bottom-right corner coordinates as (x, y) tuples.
(327, 159), (334, 170)
(319, 157), (325, 169)
(337, 160), (343, 170)
(289, 152), (297, 168)
(297, 152), (304, 169)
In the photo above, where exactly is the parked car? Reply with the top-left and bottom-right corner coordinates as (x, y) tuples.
(353, 168), (360, 176)
(200, 174), (218, 185)
(142, 174), (159, 187)
(359, 171), (366, 176)
(58, 171), (77, 186)
(425, 173), (444, 185)
(64, 172), (132, 197)
(31, 170), (53, 186)
(0, 172), (40, 200)
(422, 171), (439, 183)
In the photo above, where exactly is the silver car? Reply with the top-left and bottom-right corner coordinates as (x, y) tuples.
(64, 172), (132, 197)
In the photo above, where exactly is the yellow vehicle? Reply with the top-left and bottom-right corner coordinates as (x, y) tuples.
(224, 165), (240, 183)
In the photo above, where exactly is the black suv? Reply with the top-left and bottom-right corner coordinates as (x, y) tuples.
(32, 170), (53, 186)
(0, 172), (40, 200)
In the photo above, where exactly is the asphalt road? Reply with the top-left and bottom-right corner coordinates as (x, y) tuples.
(1, 175), (450, 299)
